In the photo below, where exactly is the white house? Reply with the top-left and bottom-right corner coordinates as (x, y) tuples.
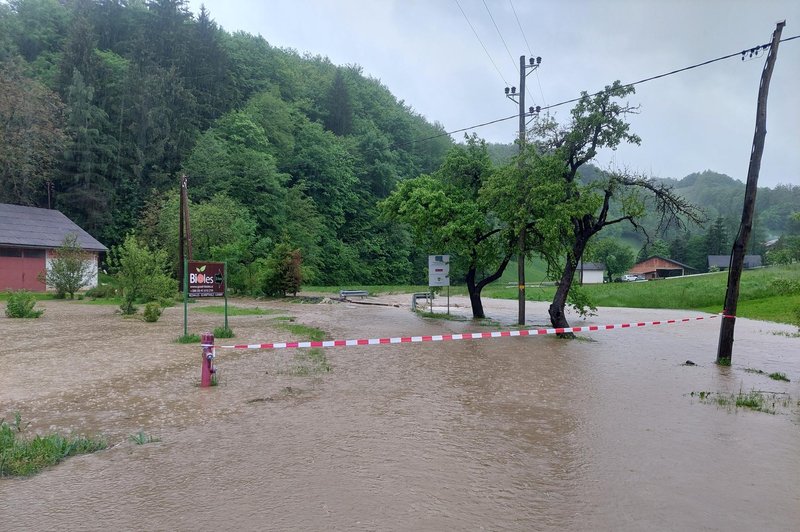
(577, 261), (606, 284)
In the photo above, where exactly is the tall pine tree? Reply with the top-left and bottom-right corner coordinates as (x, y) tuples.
(58, 69), (114, 239)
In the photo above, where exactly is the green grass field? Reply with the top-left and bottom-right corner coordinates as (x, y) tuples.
(4, 264), (798, 325)
(492, 265), (800, 324)
(193, 305), (281, 316)
(314, 264), (799, 325)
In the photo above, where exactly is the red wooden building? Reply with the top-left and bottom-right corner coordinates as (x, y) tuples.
(628, 256), (695, 280)
(0, 203), (107, 292)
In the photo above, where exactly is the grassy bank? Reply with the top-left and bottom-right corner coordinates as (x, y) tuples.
(1, 414), (107, 477)
(194, 305), (281, 316)
(579, 266), (799, 324)
(309, 264), (799, 325)
(489, 265), (799, 324)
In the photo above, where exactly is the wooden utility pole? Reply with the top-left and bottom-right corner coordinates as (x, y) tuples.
(717, 21), (785, 363)
(506, 55), (541, 325)
(517, 55), (527, 326)
(178, 175), (192, 283)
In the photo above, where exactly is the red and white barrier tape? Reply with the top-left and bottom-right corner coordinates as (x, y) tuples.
(214, 314), (731, 350)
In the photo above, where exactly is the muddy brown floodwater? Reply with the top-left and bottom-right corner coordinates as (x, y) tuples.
(1, 295), (799, 531)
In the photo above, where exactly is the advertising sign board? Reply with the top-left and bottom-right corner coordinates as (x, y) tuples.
(187, 261), (226, 298)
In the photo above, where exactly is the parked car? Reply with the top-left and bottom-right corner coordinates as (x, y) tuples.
(620, 274), (639, 282)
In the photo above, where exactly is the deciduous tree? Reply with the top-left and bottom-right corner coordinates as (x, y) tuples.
(382, 136), (510, 318)
(586, 238), (635, 282)
(40, 233), (94, 299)
(636, 239), (670, 262)
(529, 82), (703, 331)
(110, 234), (176, 315)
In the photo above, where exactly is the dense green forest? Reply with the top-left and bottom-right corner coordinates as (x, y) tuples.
(0, 0), (452, 286)
(1, 0), (797, 293)
(577, 169), (800, 272)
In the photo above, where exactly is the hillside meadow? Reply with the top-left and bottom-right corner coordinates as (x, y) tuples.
(316, 264), (800, 326)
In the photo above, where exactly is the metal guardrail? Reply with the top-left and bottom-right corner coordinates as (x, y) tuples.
(339, 290), (369, 298)
(411, 292), (432, 311)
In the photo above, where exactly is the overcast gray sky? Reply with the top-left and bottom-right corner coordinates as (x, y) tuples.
(186, 0), (799, 188)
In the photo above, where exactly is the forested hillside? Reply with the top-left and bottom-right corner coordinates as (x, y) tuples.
(570, 166), (799, 272)
(663, 170), (799, 236)
(1, 1), (796, 292)
(0, 0), (452, 285)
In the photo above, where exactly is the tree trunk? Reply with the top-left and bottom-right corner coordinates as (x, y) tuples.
(548, 234), (591, 335)
(465, 255), (512, 320)
(465, 267), (485, 319)
(548, 268), (574, 332)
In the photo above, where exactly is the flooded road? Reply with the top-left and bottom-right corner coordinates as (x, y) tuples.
(1, 296), (799, 530)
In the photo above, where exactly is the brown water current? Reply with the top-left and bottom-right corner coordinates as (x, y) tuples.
(1, 296), (799, 530)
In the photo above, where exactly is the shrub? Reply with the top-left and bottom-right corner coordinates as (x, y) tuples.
(85, 283), (117, 299)
(109, 234), (177, 315)
(4, 290), (44, 318)
(128, 430), (160, 445)
(262, 242), (302, 297)
(213, 326), (234, 338)
(143, 302), (162, 322)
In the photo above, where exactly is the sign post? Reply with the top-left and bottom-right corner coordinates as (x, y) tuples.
(183, 258), (188, 337)
(428, 255), (450, 315)
(223, 261), (228, 330)
(184, 260), (227, 387)
(183, 260), (227, 335)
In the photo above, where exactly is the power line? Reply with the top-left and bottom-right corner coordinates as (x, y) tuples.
(509, 0), (532, 56)
(454, 0), (509, 87)
(405, 35), (800, 147)
(508, 0), (546, 107)
(482, 0), (516, 70)
(484, 0), (538, 107)
(540, 35), (797, 112)
(419, 113), (519, 143)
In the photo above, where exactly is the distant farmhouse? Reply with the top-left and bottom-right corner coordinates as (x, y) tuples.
(629, 256), (696, 280)
(708, 255), (763, 271)
(0, 204), (107, 292)
(576, 261), (605, 284)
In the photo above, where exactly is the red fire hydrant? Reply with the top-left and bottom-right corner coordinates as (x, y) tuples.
(200, 332), (216, 387)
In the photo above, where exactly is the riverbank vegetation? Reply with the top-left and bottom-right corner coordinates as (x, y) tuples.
(0, 413), (107, 477)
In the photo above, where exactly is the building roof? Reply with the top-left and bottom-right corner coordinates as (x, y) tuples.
(634, 256), (696, 271)
(576, 261), (605, 271)
(0, 203), (107, 251)
(708, 255), (762, 268)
